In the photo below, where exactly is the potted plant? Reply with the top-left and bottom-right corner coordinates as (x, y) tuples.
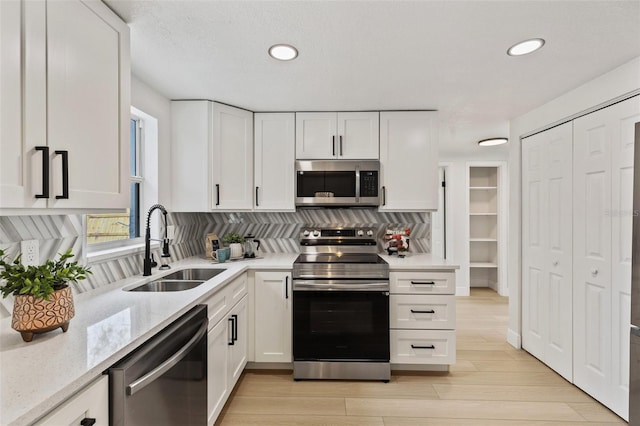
(0, 248), (91, 342)
(221, 233), (244, 259)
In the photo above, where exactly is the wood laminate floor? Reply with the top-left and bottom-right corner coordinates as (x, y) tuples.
(216, 288), (625, 425)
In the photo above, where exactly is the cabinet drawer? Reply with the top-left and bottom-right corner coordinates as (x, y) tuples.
(35, 376), (108, 425)
(390, 271), (455, 295)
(227, 273), (248, 306)
(391, 329), (456, 364)
(205, 288), (230, 329)
(390, 295), (456, 330)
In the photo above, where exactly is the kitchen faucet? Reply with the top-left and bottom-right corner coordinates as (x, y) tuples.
(143, 204), (171, 276)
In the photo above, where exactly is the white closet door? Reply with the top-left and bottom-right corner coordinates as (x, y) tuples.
(522, 122), (573, 380)
(573, 106), (614, 406)
(609, 97), (640, 419)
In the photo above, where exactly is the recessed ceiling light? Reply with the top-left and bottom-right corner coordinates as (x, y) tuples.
(478, 138), (508, 147)
(268, 44), (298, 61)
(507, 38), (545, 56)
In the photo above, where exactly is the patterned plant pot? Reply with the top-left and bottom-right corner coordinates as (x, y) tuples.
(11, 286), (75, 342)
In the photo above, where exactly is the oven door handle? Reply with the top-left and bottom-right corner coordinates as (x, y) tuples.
(292, 280), (389, 291)
(126, 321), (208, 396)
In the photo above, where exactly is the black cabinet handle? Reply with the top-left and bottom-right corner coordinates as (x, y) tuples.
(411, 309), (435, 314)
(55, 150), (69, 199)
(411, 281), (435, 285)
(255, 186), (259, 207)
(285, 276), (289, 299)
(339, 135), (343, 156)
(80, 419), (96, 426)
(332, 135), (336, 156)
(216, 184), (220, 206)
(231, 314), (238, 342)
(35, 146), (49, 199)
(411, 344), (435, 349)
(228, 317), (235, 345)
(382, 186), (386, 206)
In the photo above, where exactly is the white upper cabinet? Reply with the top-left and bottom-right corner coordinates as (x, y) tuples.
(171, 101), (254, 212)
(379, 111), (438, 211)
(295, 112), (379, 159)
(254, 113), (295, 211)
(0, 0), (130, 210)
(212, 102), (254, 210)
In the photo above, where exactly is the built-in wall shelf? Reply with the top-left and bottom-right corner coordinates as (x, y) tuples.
(468, 166), (501, 291)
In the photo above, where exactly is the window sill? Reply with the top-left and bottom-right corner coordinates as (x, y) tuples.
(86, 241), (159, 265)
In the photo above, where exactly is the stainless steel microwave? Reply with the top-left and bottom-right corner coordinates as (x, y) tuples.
(295, 160), (380, 207)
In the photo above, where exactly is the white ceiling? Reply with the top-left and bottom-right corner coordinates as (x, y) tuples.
(104, 0), (640, 157)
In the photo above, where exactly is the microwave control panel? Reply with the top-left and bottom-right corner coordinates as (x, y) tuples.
(360, 171), (379, 197)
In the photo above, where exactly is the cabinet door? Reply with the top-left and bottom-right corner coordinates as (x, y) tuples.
(46, 0), (129, 209)
(295, 112), (337, 159)
(228, 295), (248, 387)
(35, 376), (108, 425)
(171, 101), (211, 212)
(207, 318), (230, 426)
(0, 0), (33, 208)
(254, 271), (292, 363)
(521, 122), (573, 381)
(379, 111), (438, 211)
(212, 102), (253, 210)
(336, 112), (379, 159)
(254, 113), (295, 210)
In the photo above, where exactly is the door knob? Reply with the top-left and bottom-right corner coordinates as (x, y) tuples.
(591, 268), (599, 276)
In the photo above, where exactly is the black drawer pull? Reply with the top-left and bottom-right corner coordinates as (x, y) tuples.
(35, 146), (49, 199)
(228, 317), (235, 345)
(411, 309), (435, 314)
(80, 419), (96, 426)
(232, 314), (238, 343)
(411, 344), (435, 349)
(285, 276), (289, 299)
(411, 281), (435, 285)
(55, 150), (69, 199)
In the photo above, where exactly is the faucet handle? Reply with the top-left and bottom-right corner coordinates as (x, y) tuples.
(150, 254), (157, 267)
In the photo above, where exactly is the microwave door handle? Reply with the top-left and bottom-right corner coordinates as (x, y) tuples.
(355, 166), (360, 202)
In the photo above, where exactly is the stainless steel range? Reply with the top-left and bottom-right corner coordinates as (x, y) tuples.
(292, 227), (390, 381)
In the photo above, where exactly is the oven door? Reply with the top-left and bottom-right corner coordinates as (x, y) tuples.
(293, 284), (390, 362)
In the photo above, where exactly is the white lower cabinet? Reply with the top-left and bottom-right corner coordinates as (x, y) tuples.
(254, 271), (292, 363)
(34, 376), (108, 425)
(390, 271), (456, 366)
(206, 273), (248, 426)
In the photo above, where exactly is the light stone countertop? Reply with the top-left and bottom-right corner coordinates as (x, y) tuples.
(0, 252), (456, 425)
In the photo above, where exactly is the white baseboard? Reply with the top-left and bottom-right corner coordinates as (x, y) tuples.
(507, 328), (521, 349)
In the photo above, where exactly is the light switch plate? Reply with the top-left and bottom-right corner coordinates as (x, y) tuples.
(20, 240), (39, 266)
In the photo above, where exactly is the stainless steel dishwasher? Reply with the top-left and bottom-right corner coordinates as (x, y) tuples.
(108, 305), (208, 426)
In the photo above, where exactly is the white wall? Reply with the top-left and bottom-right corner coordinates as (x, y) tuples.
(131, 74), (172, 207)
(507, 56), (640, 348)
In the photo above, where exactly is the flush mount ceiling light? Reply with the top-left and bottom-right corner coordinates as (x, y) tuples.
(507, 38), (545, 56)
(478, 138), (508, 147)
(268, 44), (298, 61)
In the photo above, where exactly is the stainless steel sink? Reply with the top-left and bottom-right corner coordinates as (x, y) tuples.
(125, 268), (226, 292)
(161, 268), (225, 281)
(128, 280), (205, 292)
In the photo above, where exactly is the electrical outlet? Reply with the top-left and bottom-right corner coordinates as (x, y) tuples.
(166, 225), (175, 240)
(20, 240), (39, 267)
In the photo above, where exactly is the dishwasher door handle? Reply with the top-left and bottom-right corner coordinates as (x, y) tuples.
(127, 321), (208, 396)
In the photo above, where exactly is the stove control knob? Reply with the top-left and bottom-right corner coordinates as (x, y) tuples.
(366, 230), (374, 237)
(302, 230), (310, 237)
(312, 230), (320, 237)
(357, 229), (364, 237)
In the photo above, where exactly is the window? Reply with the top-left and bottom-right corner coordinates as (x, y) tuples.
(86, 114), (145, 247)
